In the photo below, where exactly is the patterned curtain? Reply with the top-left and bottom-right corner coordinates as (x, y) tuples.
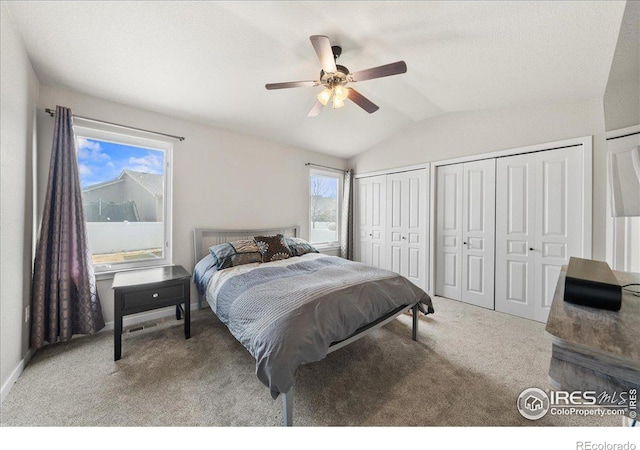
(340, 169), (354, 260)
(31, 106), (105, 349)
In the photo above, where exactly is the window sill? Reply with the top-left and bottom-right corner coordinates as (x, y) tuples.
(94, 261), (173, 281)
(313, 243), (341, 251)
(314, 243), (342, 257)
(95, 271), (117, 281)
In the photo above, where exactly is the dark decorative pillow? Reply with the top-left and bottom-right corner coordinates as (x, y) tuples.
(208, 239), (262, 270)
(285, 237), (319, 257)
(253, 234), (293, 262)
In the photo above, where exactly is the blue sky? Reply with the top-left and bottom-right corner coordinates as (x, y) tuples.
(77, 138), (164, 188)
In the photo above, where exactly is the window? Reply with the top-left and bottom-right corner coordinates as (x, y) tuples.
(605, 131), (640, 273)
(74, 125), (172, 273)
(309, 169), (342, 246)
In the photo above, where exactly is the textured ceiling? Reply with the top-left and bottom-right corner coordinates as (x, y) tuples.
(4, 1), (627, 158)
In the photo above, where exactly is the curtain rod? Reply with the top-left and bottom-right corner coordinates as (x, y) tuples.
(44, 108), (185, 142)
(305, 162), (347, 173)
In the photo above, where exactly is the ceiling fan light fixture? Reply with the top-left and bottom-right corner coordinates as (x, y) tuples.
(333, 85), (348, 101)
(266, 35), (406, 116)
(317, 88), (332, 106)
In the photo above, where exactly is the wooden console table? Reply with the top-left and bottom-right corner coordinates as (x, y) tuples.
(545, 266), (640, 411)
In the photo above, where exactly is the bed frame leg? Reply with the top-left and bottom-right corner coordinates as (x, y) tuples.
(282, 389), (293, 427)
(412, 304), (419, 341)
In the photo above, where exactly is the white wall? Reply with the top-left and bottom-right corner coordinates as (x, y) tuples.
(602, 0), (639, 269)
(0, 4), (40, 399)
(349, 99), (609, 261)
(604, 77), (640, 131)
(603, 0), (640, 132)
(37, 85), (347, 325)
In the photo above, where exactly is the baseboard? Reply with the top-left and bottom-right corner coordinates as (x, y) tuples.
(1, 301), (203, 405)
(1, 348), (34, 405)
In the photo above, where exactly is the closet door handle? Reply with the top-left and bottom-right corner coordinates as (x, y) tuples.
(402, 236), (407, 240)
(369, 233), (373, 237)
(529, 248), (534, 251)
(463, 241), (468, 245)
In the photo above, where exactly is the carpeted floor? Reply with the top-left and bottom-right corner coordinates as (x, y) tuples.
(0, 297), (620, 427)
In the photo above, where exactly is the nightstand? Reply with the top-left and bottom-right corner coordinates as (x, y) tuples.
(112, 265), (191, 361)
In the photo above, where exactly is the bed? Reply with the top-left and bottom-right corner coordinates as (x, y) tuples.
(193, 226), (434, 426)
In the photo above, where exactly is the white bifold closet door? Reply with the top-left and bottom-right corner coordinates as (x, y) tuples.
(436, 160), (496, 309)
(461, 160), (496, 309)
(435, 164), (463, 300)
(495, 146), (584, 322)
(386, 169), (428, 290)
(355, 175), (387, 269)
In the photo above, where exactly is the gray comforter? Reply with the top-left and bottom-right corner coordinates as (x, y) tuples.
(206, 254), (433, 398)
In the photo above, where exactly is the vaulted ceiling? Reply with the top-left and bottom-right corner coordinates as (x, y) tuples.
(4, 1), (627, 158)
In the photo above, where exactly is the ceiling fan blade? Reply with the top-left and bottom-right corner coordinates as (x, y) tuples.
(307, 100), (324, 117)
(310, 35), (337, 73)
(348, 88), (379, 114)
(350, 61), (407, 82)
(265, 80), (318, 90)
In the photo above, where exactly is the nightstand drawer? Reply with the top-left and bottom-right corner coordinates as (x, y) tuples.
(122, 284), (184, 310)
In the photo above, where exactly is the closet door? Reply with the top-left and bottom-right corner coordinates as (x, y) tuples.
(435, 164), (463, 300)
(533, 146), (583, 322)
(387, 169), (428, 289)
(355, 175), (386, 268)
(495, 153), (537, 319)
(495, 146), (584, 322)
(461, 159), (496, 309)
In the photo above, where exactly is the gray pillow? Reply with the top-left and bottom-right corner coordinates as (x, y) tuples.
(285, 237), (319, 257)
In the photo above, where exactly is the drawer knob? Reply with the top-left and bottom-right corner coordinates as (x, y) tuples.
(152, 293), (159, 298)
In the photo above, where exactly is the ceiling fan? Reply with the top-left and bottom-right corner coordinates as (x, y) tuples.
(265, 35), (407, 117)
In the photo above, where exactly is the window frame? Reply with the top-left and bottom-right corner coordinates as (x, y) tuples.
(73, 124), (173, 275)
(308, 168), (343, 248)
(605, 126), (640, 273)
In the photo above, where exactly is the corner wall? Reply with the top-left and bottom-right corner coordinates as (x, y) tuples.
(603, 1), (640, 131)
(604, 78), (640, 132)
(0, 4), (40, 400)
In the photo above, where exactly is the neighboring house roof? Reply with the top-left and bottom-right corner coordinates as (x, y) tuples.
(121, 170), (163, 196)
(82, 170), (162, 196)
(81, 178), (124, 192)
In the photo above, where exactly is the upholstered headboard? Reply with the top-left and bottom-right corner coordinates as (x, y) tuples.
(192, 226), (300, 268)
